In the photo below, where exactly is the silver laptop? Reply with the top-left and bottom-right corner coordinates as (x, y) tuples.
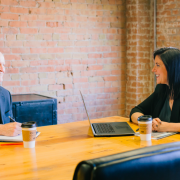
(80, 91), (135, 137)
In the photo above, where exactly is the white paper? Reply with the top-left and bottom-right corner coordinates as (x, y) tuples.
(135, 132), (177, 140)
(0, 131), (40, 142)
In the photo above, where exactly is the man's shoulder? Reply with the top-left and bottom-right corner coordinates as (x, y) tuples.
(0, 86), (11, 97)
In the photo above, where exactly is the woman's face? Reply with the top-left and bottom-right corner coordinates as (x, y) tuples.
(152, 55), (168, 85)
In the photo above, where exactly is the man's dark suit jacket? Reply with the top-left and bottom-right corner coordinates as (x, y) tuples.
(0, 86), (13, 124)
(130, 84), (180, 123)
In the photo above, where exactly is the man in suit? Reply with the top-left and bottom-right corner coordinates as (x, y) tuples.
(0, 52), (21, 136)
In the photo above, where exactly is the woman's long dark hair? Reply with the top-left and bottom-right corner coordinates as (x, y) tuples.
(154, 47), (180, 99)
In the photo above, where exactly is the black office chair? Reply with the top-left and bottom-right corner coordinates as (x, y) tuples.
(73, 142), (180, 180)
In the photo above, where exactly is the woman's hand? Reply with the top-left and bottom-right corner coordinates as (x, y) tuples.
(152, 118), (161, 131)
(152, 118), (169, 132)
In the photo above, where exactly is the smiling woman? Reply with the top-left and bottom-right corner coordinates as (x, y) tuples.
(130, 47), (180, 133)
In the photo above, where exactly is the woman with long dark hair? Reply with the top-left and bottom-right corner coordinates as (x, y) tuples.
(130, 47), (180, 132)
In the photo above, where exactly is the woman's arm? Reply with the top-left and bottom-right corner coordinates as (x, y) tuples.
(130, 89), (158, 123)
(153, 119), (180, 132)
(130, 85), (166, 123)
(131, 112), (144, 124)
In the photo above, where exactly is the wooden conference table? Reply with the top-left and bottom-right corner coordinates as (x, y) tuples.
(0, 116), (179, 180)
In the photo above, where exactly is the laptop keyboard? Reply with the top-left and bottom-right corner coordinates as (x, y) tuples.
(94, 123), (115, 133)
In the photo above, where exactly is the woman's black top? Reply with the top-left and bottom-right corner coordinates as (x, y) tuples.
(130, 84), (180, 123)
(159, 97), (171, 122)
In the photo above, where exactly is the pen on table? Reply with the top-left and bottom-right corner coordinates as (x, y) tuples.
(8, 116), (16, 122)
(136, 128), (139, 132)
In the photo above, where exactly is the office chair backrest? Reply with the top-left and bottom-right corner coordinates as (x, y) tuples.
(73, 142), (180, 180)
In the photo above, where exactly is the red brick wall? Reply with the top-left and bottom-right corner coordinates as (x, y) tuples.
(1, 0), (178, 123)
(0, 0), (126, 123)
(126, 0), (152, 116)
(156, 0), (178, 48)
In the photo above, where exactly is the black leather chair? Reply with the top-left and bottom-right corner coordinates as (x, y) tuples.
(73, 142), (180, 180)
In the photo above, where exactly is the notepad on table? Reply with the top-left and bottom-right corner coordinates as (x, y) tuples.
(0, 131), (40, 142)
(135, 132), (177, 140)
(151, 132), (177, 140)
